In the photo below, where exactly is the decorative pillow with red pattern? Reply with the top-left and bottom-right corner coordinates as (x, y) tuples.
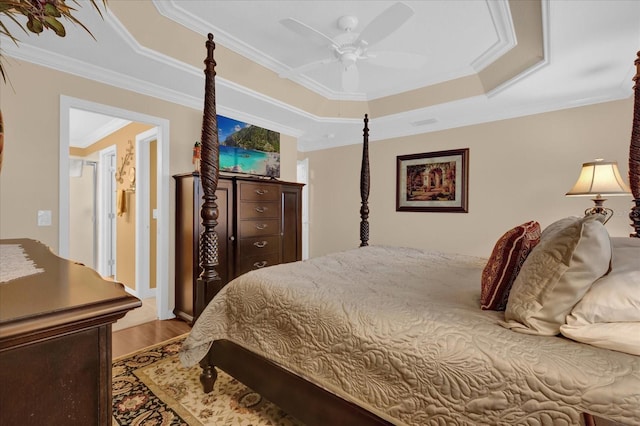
(480, 221), (541, 310)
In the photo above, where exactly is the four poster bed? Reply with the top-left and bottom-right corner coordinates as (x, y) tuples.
(180, 34), (640, 426)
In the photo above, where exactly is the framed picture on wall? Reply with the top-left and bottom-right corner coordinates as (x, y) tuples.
(396, 148), (469, 212)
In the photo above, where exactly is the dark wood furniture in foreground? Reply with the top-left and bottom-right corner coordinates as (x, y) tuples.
(174, 172), (303, 324)
(0, 239), (140, 426)
(192, 34), (640, 426)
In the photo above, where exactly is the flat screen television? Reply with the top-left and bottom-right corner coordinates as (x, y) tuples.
(217, 115), (280, 178)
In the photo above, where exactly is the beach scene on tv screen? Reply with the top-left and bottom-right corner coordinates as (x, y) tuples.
(218, 115), (280, 178)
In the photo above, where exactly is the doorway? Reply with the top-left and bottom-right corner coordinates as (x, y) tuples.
(135, 128), (159, 300)
(69, 158), (98, 269)
(60, 96), (172, 320)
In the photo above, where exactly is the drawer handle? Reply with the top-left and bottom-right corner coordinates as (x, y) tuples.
(255, 189), (269, 195)
(253, 241), (268, 248)
(255, 223), (268, 230)
(255, 206), (268, 213)
(254, 261), (268, 268)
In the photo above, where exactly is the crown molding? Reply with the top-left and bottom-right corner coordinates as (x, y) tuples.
(470, 0), (517, 72)
(486, 0), (550, 98)
(299, 83), (631, 152)
(152, 0), (371, 102)
(151, 0), (517, 103)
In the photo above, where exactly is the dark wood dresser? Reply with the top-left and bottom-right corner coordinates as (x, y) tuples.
(0, 239), (141, 426)
(174, 173), (303, 323)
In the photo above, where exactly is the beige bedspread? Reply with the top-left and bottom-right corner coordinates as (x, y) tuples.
(180, 246), (640, 426)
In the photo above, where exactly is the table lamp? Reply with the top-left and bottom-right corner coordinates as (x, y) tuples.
(566, 159), (631, 224)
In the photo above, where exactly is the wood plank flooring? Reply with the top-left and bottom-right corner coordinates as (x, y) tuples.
(112, 319), (191, 359)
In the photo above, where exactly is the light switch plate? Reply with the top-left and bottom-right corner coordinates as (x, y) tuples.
(37, 210), (52, 226)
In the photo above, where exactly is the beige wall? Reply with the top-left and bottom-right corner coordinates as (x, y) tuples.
(1, 59), (635, 284)
(1, 59), (199, 251)
(0, 59), (300, 294)
(305, 98), (634, 258)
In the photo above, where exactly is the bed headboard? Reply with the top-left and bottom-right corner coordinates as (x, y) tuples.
(629, 51), (640, 238)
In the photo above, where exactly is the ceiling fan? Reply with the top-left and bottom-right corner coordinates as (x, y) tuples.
(279, 2), (427, 92)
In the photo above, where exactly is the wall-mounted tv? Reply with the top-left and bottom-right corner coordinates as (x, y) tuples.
(217, 115), (280, 178)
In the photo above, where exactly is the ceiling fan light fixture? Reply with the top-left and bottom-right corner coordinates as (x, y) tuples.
(280, 2), (422, 93)
(341, 52), (359, 68)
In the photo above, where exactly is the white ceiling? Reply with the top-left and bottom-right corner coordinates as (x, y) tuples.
(159, 0), (512, 99)
(2, 1), (639, 151)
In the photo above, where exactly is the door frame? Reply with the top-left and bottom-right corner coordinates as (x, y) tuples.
(59, 95), (172, 320)
(135, 128), (158, 300)
(296, 158), (309, 260)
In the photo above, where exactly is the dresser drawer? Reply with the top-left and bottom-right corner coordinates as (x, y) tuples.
(239, 182), (279, 201)
(236, 252), (280, 276)
(239, 219), (279, 238)
(239, 201), (280, 219)
(239, 236), (279, 256)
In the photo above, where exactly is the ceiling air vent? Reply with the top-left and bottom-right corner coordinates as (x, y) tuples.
(410, 118), (438, 127)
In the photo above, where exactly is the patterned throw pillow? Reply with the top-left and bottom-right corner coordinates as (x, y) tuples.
(480, 221), (541, 310)
(503, 215), (612, 336)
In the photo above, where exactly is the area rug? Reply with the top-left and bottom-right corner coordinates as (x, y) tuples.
(112, 335), (304, 425)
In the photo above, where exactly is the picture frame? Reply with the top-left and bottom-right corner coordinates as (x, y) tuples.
(396, 148), (469, 212)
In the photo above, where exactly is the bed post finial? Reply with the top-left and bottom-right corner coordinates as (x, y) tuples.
(360, 114), (370, 247)
(629, 51), (640, 237)
(197, 32), (222, 321)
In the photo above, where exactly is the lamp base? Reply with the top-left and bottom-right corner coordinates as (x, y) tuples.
(585, 196), (613, 224)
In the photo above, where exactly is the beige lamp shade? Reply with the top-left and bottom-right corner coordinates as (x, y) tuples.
(566, 159), (631, 196)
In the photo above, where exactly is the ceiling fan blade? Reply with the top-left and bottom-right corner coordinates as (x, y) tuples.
(280, 18), (335, 47)
(342, 64), (360, 92)
(279, 57), (337, 78)
(366, 51), (427, 69)
(357, 2), (414, 47)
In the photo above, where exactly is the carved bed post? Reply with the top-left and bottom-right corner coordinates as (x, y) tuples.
(360, 114), (370, 247)
(197, 33), (220, 392)
(629, 51), (640, 237)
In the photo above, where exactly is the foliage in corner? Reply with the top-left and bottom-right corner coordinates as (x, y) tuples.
(0, 0), (107, 82)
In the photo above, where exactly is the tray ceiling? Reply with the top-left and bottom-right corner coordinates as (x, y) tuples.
(2, 1), (639, 151)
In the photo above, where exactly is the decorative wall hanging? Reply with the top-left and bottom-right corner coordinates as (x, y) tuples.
(396, 148), (469, 212)
(115, 140), (135, 192)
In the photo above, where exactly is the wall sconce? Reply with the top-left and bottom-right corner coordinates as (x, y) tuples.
(565, 159), (631, 224)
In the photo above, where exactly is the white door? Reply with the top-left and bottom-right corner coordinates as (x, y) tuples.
(69, 159), (97, 268)
(98, 146), (117, 278)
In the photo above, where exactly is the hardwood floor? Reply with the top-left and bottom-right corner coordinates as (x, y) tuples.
(112, 319), (192, 359)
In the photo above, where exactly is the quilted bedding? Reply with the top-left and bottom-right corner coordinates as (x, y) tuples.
(179, 246), (640, 426)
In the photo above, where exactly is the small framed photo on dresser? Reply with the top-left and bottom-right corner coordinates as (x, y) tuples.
(396, 148), (469, 213)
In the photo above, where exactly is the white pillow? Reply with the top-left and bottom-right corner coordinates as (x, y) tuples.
(560, 237), (640, 355)
(502, 216), (612, 335)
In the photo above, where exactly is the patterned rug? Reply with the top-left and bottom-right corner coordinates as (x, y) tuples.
(112, 335), (304, 425)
